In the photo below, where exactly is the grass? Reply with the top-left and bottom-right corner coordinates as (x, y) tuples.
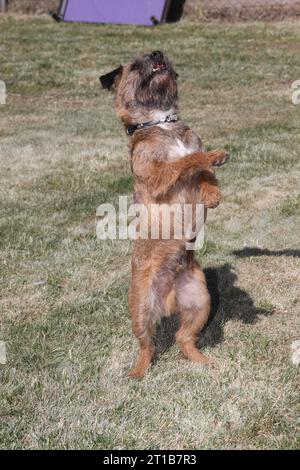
(0, 15), (299, 450)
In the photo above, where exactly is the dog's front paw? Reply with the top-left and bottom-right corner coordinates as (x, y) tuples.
(199, 172), (221, 208)
(208, 150), (230, 168)
(201, 184), (221, 208)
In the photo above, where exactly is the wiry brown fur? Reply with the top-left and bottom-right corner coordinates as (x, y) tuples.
(100, 51), (229, 377)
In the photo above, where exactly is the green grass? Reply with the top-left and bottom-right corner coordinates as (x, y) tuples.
(279, 195), (300, 217)
(0, 15), (299, 449)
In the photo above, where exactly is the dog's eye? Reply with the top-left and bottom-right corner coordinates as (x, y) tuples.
(130, 63), (140, 71)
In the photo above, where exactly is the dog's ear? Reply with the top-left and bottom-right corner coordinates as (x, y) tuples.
(99, 65), (123, 91)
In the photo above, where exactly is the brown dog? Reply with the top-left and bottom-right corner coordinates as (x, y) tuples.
(100, 51), (229, 378)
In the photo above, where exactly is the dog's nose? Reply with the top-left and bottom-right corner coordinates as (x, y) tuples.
(150, 50), (163, 61)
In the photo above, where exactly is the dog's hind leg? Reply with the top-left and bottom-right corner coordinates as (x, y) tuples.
(129, 324), (155, 378)
(129, 310), (155, 378)
(175, 264), (215, 366)
(128, 269), (155, 378)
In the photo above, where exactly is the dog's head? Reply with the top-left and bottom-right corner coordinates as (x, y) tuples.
(100, 51), (178, 126)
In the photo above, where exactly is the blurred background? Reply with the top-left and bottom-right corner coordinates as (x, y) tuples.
(2, 0), (300, 21)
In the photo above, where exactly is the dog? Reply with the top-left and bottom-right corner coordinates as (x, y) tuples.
(100, 51), (229, 378)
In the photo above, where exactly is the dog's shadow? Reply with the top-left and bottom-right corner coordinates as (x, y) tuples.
(155, 262), (274, 354)
(232, 247), (300, 258)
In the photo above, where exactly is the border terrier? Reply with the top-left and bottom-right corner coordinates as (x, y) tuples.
(100, 51), (229, 378)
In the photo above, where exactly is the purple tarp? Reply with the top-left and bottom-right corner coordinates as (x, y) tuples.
(59, 0), (169, 26)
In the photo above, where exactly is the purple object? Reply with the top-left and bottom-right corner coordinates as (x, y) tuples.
(55, 0), (171, 26)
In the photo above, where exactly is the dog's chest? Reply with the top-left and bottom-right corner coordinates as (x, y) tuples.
(167, 137), (201, 161)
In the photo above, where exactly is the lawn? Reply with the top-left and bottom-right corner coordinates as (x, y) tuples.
(0, 15), (299, 450)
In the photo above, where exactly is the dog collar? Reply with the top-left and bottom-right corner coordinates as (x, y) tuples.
(126, 113), (179, 136)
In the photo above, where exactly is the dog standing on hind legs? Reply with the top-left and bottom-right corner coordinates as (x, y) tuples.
(100, 51), (229, 378)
